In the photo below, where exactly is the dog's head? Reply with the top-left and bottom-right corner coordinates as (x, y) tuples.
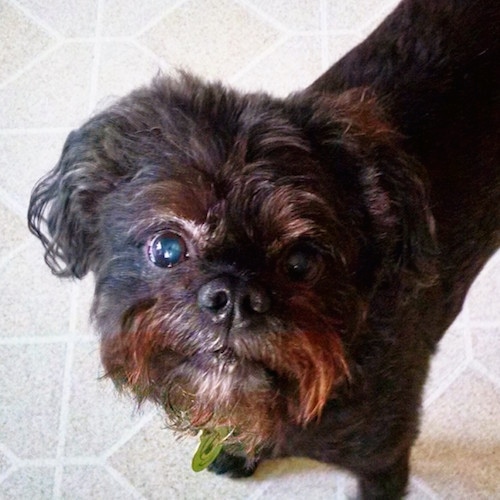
(28, 74), (436, 453)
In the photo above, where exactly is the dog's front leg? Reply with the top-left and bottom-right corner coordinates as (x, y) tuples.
(357, 448), (410, 500)
(207, 448), (259, 478)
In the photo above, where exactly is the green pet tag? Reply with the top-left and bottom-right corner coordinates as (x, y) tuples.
(192, 428), (230, 472)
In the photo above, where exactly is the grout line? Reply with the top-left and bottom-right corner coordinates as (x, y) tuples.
(10, 452), (189, 468)
(51, 284), (80, 499)
(128, 39), (173, 74)
(133, 0), (190, 39)
(471, 360), (500, 390)
(333, 474), (345, 499)
(229, 33), (291, 86)
(410, 475), (440, 500)
(423, 360), (468, 409)
(6, 0), (64, 40)
(0, 41), (64, 91)
(0, 465), (17, 486)
(0, 335), (95, 345)
(88, 0), (105, 113)
(101, 409), (157, 460)
(66, 35), (132, 44)
(462, 303), (475, 364)
(319, 0), (330, 70)
(104, 465), (147, 499)
(451, 302), (475, 366)
(14, 457), (101, 468)
(0, 454), (144, 475)
(0, 443), (20, 471)
(0, 238), (31, 274)
(0, 187), (26, 221)
(320, 28), (359, 37)
(0, 127), (71, 135)
(236, 0), (291, 35)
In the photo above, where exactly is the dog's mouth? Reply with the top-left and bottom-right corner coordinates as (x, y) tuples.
(147, 346), (283, 454)
(100, 303), (350, 454)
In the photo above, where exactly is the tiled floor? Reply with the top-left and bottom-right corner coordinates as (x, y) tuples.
(0, 0), (499, 498)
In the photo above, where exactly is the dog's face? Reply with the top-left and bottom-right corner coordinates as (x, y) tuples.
(28, 75), (436, 454)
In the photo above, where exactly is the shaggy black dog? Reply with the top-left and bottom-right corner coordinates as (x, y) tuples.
(28, 0), (499, 498)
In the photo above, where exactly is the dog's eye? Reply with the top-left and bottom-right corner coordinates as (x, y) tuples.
(147, 232), (188, 268)
(284, 245), (323, 282)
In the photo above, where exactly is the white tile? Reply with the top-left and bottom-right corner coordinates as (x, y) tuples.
(0, 207), (28, 261)
(64, 341), (146, 457)
(423, 324), (467, 405)
(100, 0), (179, 37)
(0, 343), (65, 459)
(73, 276), (96, 338)
(472, 326), (500, 381)
(0, 43), (93, 129)
(358, 0), (402, 36)
(0, 248), (73, 338)
(247, 0), (322, 31)
(255, 458), (340, 499)
(0, 133), (68, 212)
(326, 33), (364, 65)
(0, 450), (12, 476)
(234, 35), (323, 96)
(60, 465), (136, 500)
(110, 414), (260, 499)
(0, 0), (56, 85)
(0, 466), (54, 500)
(95, 41), (167, 103)
(414, 370), (500, 498)
(467, 250), (500, 323)
(325, 0), (399, 32)
(16, 0), (98, 37)
(140, 0), (282, 80)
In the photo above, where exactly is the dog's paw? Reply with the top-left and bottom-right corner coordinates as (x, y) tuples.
(207, 449), (258, 478)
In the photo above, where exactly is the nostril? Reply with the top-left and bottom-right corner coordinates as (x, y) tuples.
(197, 278), (233, 318)
(210, 290), (229, 311)
(237, 285), (271, 323)
(246, 287), (270, 314)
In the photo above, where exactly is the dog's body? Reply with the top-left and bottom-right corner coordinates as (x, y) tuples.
(28, 0), (499, 498)
(313, 0), (500, 322)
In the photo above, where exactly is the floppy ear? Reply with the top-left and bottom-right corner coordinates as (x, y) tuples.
(27, 115), (129, 278)
(298, 88), (438, 292)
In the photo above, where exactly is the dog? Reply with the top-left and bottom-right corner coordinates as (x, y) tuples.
(27, 0), (499, 498)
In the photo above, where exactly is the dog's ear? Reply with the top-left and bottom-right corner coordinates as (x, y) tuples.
(28, 115), (130, 278)
(296, 88), (438, 292)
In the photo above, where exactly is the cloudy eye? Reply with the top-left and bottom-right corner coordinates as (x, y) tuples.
(147, 232), (188, 268)
(284, 244), (323, 282)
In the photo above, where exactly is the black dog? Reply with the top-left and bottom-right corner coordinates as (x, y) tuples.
(28, 0), (499, 498)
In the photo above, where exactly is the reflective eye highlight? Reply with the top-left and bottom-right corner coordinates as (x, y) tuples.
(284, 245), (323, 282)
(148, 232), (188, 268)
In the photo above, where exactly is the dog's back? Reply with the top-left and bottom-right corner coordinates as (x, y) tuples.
(310, 0), (500, 331)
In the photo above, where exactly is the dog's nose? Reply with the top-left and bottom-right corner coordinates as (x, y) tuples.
(197, 276), (270, 327)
